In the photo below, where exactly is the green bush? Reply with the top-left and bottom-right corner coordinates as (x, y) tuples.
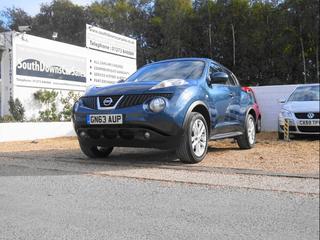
(8, 97), (25, 121)
(34, 90), (60, 122)
(33, 90), (80, 122)
(0, 115), (16, 123)
(59, 91), (80, 121)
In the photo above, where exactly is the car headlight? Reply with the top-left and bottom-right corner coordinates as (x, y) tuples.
(149, 97), (166, 112)
(279, 109), (293, 118)
(150, 79), (188, 90)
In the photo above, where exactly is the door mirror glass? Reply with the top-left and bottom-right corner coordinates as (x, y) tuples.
(210, 72), (229, 85)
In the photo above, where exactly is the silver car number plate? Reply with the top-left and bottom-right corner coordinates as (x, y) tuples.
(87, 114), (123, 125)
(299, 120), (320, 126)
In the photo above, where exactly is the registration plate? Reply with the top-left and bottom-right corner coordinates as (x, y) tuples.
(87, 114), (123, 125)
(299, 120), (320, 126)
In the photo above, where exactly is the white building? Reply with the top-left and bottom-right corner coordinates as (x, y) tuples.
(0, 26), (137, 119)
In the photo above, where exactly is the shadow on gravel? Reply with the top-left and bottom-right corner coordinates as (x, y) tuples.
(1, 133), (318, 177)
(289, 135), (320, 141)
(207, 146), (239, 152)
(0, 147), (183, 177)
(0, 148), (179, 164)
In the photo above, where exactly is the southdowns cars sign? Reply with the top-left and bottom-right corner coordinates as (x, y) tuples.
(0, 29), (136, 118)
(16, 59), (86, 82)
(15, 43), (87, 90)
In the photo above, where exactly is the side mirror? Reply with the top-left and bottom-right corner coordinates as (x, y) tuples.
(210, 72), (229, 85)
(278, 97), (286, 104)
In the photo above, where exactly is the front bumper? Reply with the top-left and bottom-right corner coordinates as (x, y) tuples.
(76, 125), (182, 149)
(73, 104), (184, 149)
(278, 117), (320, 135)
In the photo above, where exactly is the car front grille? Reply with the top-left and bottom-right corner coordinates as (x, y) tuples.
(98, 95), (122, 108)
(80, 93), (173, 110)
(295, 112), (320, 119)
(298, 126), (320, 133)
(81, 96), (97, 109)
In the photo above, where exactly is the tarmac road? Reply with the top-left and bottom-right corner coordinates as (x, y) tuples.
(0, 148), (319, 240)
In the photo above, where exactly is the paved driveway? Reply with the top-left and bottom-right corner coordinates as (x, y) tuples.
(0, 147), (319, 240)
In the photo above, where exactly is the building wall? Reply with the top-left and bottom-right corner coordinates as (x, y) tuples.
(0, 34), (13, 117)
(0, 122), (75, 142)
(0, 31), (136, 118)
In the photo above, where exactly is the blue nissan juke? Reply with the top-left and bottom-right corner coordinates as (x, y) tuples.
(72, 58), (256, 163)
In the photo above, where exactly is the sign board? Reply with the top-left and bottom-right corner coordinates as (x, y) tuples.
(87, 49), (136, 85)
(14, 34), (87, 91)
(86, 24), (137, 59)
(1, 28), (137, 118)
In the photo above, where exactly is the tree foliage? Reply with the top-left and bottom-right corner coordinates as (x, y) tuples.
(34, 90), (60, 121)
(59, 91), (80, 121)
(1, 0), (319, 85)
(8, 97), (25, 122)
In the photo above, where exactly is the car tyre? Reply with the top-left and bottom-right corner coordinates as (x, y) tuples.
(176, 112), (208, 163)
(256, 117), (262, 133)
(79, 142), (113, 158)
(278, 132), (284, 140)
(237, 114), (256, 149)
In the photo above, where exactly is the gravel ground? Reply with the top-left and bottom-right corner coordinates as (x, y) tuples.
(0, 133), (318, 175)
(203, 133), (319, 175)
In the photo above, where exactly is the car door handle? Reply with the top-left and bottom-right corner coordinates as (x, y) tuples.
(229, 93), (235, 98)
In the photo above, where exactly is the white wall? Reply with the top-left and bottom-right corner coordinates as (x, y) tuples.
(0, 122), (75, 142)
(251, 84), (299, 131)
(13, 86), (83, 120)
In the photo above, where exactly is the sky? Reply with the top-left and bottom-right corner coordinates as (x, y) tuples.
(0, 0), (94, 16)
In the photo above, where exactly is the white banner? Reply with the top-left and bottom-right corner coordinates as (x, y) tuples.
(87, 50), (136, 86)
(86, 24), (137, 59)
(13, 32), (137, 90)
(14, 34), (87, 91)
(1, 30), (137, 117)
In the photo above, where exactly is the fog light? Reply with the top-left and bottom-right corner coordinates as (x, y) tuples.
(144, 132), (151, 139)
(79, 131), (86, 138)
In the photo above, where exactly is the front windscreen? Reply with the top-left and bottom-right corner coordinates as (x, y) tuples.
(126, 60), (205, 82)
(288, 85), (320, 101)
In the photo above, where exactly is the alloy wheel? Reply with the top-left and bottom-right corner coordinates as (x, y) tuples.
(191, 119), (207, 157)
(247, 117), (256, 145)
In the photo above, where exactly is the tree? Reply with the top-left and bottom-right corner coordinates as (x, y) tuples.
(1, 0), (318, 85)
(2, 7), (32, 31)
(32, 0), (86, 46)
(0, 19), (7, 32)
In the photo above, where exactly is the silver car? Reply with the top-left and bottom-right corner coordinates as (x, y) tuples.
(278, 83), (320, 138)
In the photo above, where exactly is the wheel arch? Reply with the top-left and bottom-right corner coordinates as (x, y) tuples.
(241, 107), (256, 130)
(183, 101), (211, 134)
(247, 108), (256, 121)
